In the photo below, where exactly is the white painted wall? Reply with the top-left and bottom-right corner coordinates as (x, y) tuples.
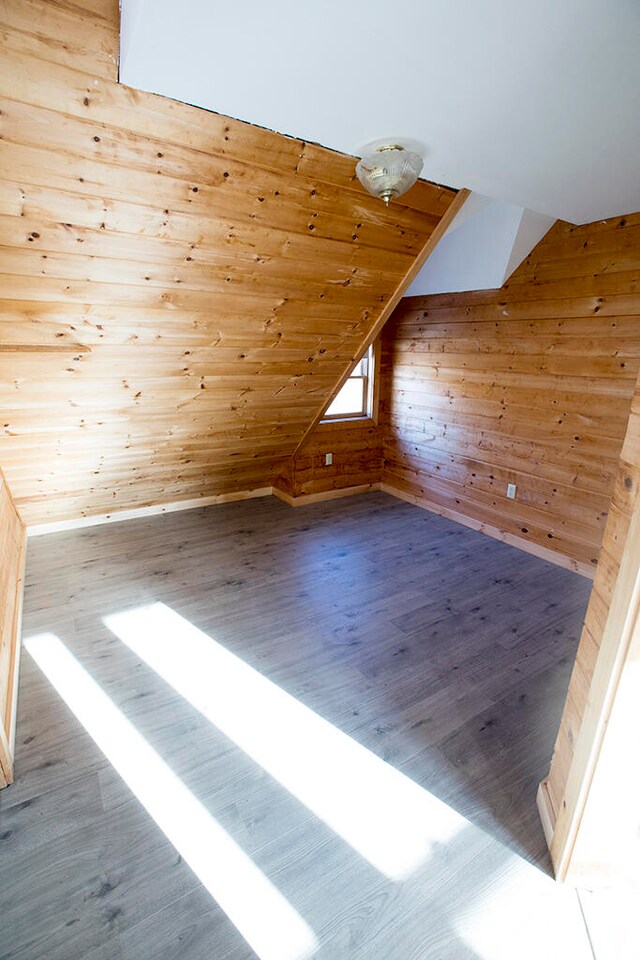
(120, 0), (640, 223)
(118, 0), (145, 76)
(503, 209), (558, 282)
(406, 195), (554, 297)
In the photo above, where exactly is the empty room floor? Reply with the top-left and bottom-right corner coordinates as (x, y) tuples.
(1, 492), (598, 960)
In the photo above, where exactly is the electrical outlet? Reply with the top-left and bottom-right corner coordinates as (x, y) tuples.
(325, 453), (333, 465)
(507, 483), (517, 500)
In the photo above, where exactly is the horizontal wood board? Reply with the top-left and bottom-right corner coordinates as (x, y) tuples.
(276, 419), (383, 500)
(379, 214), (640, 573)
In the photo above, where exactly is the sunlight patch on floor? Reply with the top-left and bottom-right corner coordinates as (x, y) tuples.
(24, 632), (318, 960)
(104, 601), (467, 880)
(454, 856), (593, 960)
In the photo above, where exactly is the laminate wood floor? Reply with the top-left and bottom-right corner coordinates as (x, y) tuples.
(1, 493), (598, 960)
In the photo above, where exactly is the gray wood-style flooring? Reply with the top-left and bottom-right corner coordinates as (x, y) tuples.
(1, 493), (598, 959)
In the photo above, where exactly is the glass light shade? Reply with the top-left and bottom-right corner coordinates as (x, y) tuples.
(356, 145), (424, 205)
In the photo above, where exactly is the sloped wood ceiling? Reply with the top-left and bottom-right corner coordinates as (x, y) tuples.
(0, 0), (457, 525)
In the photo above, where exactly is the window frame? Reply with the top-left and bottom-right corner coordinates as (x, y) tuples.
(321, 341), (379, 424)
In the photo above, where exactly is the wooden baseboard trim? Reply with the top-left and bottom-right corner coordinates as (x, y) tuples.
(26, 487), (274, 536)
(537, 779), (557, 851)
(273, 483), (381, 507)
(0, 723), (12, 788)
(380, 482), (595, 579)
(26, 483), (383, 534)
(0, 517), (26, 788)
(5, 530), (26, 769)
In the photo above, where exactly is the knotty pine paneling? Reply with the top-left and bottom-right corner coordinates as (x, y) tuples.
(0, 466), (26, 786)
(276, 419), (383, 500)
(0, 0), (456, 525)
(380, 214), (640, 576)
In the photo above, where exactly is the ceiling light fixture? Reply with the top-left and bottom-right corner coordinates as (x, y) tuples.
(355, 142), (424, 205)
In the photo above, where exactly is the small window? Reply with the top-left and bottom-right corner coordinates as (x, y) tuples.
(322, 343), (376, 422)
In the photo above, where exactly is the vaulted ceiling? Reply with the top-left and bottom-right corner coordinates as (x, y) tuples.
(0, 0), (458, 525)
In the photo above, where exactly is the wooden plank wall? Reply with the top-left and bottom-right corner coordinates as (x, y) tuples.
(379, 213), (640, 576)
(0, 0), (456, 526)
(275, 419), (382, 502)
(540, 369), (640, 880)
(0, 465), (26, 786)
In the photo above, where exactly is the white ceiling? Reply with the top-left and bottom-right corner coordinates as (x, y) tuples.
(120, 0), (640, 224)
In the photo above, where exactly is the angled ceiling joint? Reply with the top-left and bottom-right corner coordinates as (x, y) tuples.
(293, 188), (471, 454)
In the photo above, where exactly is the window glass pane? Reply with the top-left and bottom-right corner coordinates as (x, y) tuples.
(325, 377), (365, 417)
(354, 355), (368, 377)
